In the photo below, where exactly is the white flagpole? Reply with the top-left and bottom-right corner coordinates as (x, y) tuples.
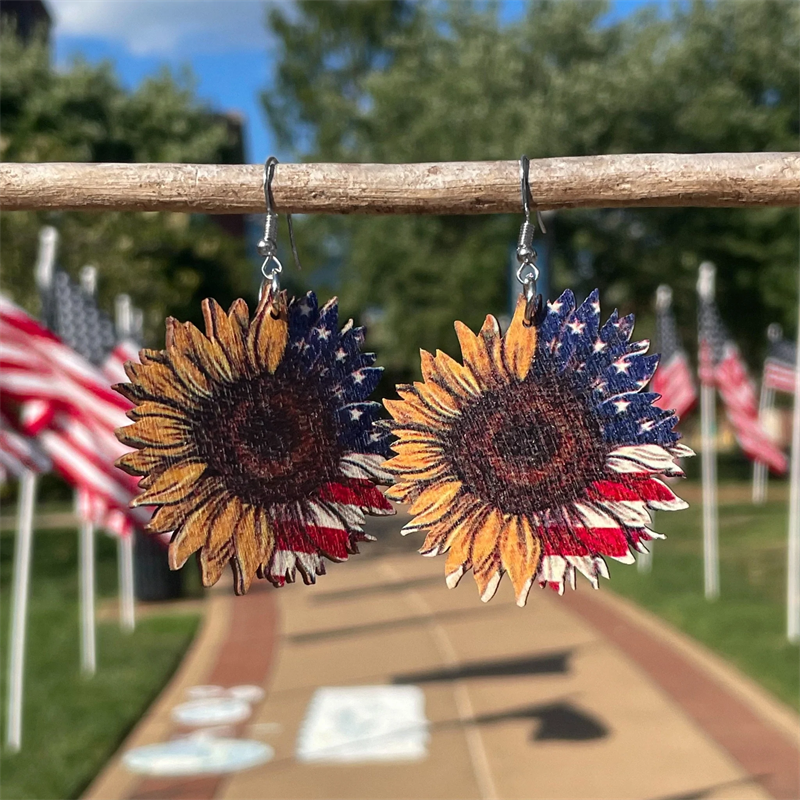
(118, 534), (136, 632)
(753, 324), (782, 504)
(786, 267), (800, 642)
(5, 228), (56, 744)
(5, 470), (38, 752)
(698, 262), (720, 600)
(114, 294), (137, 633)
(752, 383), (774, 503)
(75, 267), (100, 673)
(78, 504), (97, 675)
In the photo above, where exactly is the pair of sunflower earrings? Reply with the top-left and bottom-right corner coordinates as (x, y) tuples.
(115, 157), (691, 606)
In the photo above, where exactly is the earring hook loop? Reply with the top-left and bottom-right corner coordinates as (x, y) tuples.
(516, 155), (547, 327)
(519, 155), (547, 234)
(259, 156), (303, 302)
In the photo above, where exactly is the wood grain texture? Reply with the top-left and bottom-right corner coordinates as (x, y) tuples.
(2, 153), (798, 214)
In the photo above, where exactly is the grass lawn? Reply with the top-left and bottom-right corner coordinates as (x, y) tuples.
(0, 524), (200, 800)
(610, 482), (799, 711)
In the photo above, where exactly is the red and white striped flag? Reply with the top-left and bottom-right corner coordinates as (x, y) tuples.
(698, 293), (787, 474)
(0, 410), (51, 482)
(651, 286), (697, 419)
(764, 337), (798, 395)
(0, 296), (147, 535)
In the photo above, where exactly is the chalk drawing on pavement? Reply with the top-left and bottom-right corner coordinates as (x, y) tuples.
(123, 733), (273, 777)
(296, 685), (429, 763)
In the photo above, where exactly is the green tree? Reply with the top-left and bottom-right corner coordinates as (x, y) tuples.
(0, 29), (254, 341)
(264, 0), (798, 377)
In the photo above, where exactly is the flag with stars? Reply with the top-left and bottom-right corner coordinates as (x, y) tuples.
(651, 288), (696, 419)
(764, 336), (798, 395)
(698, 293), (787, 474)
(46, 270), (118, 366)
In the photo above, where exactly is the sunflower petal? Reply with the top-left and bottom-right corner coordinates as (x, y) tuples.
(445, 530), (472, 587)
(202, 298), (246, 378)
(454, 320), (493, 387)
(199, 495), (244, 587)
(384, 397), (441, 428)
(148, 493), (206, 534)
(116, 448), (169, 477)
(473, 563), (503, 603)
(471, 507), (504, 570)
(231, 503), (262, 595)
(405, 480), (462, 529)
(384, 452), (449, 482)
(247, 301), (288, 374)
(502, 294), (537, 381)
(123, 361), (191, 406)
(132, 461), (206, 507)
(174, 320), (234, 384)
(414, 380), (461, 417)
(127, 401), (188, 423)
(169, 493), (224, 570)
(435, 350), (480, 398)
(116, 416), (192, 449)
(228, 299), (250, 348)
(501, 516), (541, 606)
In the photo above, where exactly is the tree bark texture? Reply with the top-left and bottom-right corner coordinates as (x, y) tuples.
(1, 153), (798, 215)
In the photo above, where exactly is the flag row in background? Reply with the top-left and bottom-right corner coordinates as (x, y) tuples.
(0, 227), (148, 752)
(650, 262), (799, 644)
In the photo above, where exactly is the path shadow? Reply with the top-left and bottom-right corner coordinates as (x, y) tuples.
(475, 700), (609, 741)
(393, 649), (572, 684)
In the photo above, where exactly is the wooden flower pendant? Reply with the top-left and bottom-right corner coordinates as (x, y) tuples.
(384, 290), (692, 606)
(115, 291), (394, 594)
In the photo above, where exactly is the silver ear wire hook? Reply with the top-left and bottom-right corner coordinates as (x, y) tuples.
(516, 155), (546, 327)
(258, 156), (302, 301)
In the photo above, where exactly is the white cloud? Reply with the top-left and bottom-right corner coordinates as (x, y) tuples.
(49, 0), (271, 56)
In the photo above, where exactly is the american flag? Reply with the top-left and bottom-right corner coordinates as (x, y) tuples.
(764, 336), (798, 395)
(47, 270), (118, 366)
(698, 293), (788, 474)
(0, 295), (147, 536)
(47, 271), (151, 537)
(0, 410), (51, 483)
(651, 286), (696, 418)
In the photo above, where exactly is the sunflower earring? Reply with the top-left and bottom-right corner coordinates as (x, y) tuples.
(383, 156), (692, 606)
(114, 157), (394, 595)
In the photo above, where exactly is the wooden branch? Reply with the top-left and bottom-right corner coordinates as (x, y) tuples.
(1, 153), (798, 215)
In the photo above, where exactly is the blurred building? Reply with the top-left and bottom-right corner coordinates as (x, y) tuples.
(0, 0), (52, 45)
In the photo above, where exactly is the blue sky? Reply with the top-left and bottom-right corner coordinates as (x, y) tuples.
(51, 0), (666, 163)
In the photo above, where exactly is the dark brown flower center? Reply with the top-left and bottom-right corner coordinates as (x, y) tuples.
(193, 370), (342, 506)
(445, 373), (608, 516)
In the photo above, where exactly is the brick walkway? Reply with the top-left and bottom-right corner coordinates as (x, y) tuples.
(84, 517), (799, 800)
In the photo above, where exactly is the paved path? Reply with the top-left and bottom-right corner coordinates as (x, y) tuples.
(85, 516), (799, 800)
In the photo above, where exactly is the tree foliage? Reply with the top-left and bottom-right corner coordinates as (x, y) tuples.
(0, 29), (253, 340)
(264, 0), (799, 377)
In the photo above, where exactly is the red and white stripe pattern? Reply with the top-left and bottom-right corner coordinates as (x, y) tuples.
(763, 336), (797, 395)
(0, 296), (144, 535)
(716, 346), (787, 473)
(764, 360), (797, 394)
(0, 411), (51, 482)
(534, 442), (692, 594)
(651, 289), (696, 418)
(102, 339), (140, 386)
(698, 295), (787, 474)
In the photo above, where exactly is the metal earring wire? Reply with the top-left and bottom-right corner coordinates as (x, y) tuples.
(258, 156), (302, 301)
(516, 155), (547, 327)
